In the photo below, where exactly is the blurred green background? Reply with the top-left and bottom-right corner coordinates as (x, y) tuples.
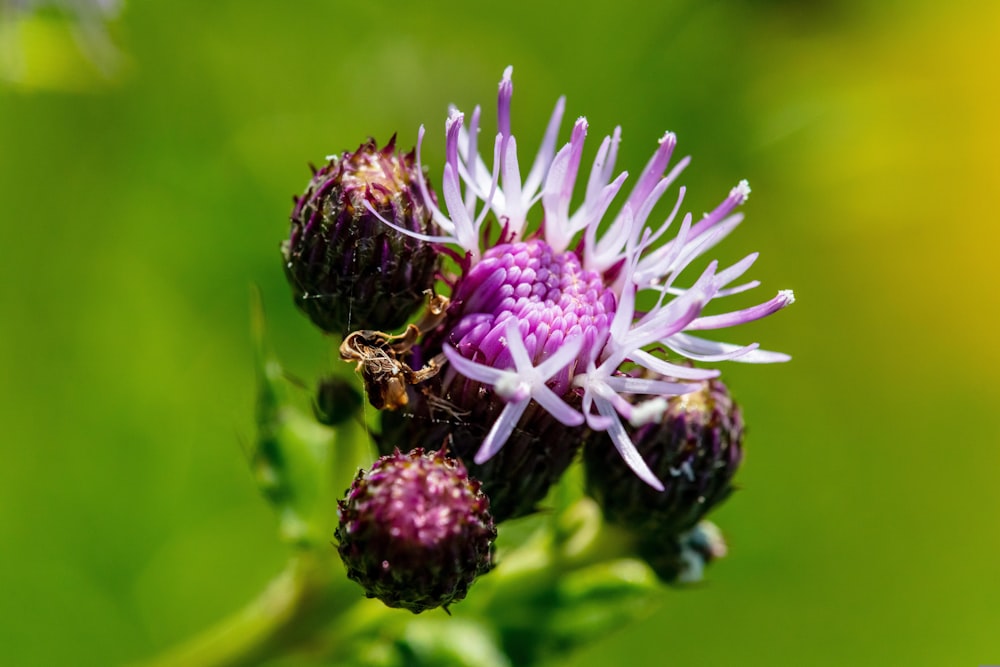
(2, 0), (998, 665)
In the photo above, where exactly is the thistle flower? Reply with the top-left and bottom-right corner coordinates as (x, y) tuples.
(335, 448), (496, 613)
(282, 137), (441, 335)
(371, 67), (793, 492)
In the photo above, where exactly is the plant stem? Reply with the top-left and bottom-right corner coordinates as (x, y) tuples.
(135, 552), (343, 667)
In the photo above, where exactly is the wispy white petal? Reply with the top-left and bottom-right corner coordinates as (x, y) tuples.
(522, 95), (566, 197)
(603, 374), (701, 396)
(596, 397), (664, 491)
(688, 290), (795, 331)
(536, 333), (584, 378)
(443, 344), (508, 384)
(666, 333), (791, 363)
(475, 399), (529, 464)
(532, 384), (585, 426)
(629, 349), (720, 380)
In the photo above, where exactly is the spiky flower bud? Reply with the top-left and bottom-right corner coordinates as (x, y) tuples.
(335, 448), (496, 613)
(282, 137), (441, 335)
(583, 377), (744, 539)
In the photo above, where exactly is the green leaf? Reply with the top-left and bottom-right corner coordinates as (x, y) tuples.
(396, 617), (511, 667)
(547, 558), (662, 647)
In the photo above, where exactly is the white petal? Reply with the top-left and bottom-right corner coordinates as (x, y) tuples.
(361, 201), (456, 244)
(443, 344), (509, 385)
(687, 290), (795, 331)
(603, 374), (702, 396)
(629, 349), (721, 380)
(596, 397), (664, 491)
(667, 333), (790, 363)
(504, 318), (533, 372)
(532, 384), (585, 427)
(474, 398), (529, 463)
(714, 252), (759, 289)
(523, 96), (567, 197)
(535, 334), (584, 379)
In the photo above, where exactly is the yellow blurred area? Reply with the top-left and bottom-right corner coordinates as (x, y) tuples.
(751, 1), (1000, 375)
(864, 5), (1000, 369)
(834, 4), (999, 343)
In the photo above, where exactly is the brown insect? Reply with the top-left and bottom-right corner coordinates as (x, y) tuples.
(339, 294), (449, 410)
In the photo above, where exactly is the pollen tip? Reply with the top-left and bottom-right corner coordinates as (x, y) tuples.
(494, 375), (523, 400)
(779, 289), (795, 305)
(733, 179), (751, 203)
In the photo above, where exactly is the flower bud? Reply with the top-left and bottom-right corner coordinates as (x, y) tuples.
(639, 520), (728, 585)
(335, 448), (496, 613)
(282, 137), (441, 335)
(583, 377), (744, 538)
(312, 374), (362, 426)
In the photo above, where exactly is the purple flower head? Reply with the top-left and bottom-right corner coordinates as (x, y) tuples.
(336, 448), (496, 613)
(372, 68), (793, 491)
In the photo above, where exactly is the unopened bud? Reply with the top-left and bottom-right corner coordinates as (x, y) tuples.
(640, 520), (728, 584)
(335, 448), (496, 613)
(312, 375), (362, 426)
(283, 137), (441, 335)
(584, 377), (744, 538)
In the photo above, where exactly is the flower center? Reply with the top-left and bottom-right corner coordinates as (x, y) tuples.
(448, 239), (616, 381)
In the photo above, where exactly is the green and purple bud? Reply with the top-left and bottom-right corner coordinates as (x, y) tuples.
(335, 448), (496, 613)
(282, 137), (441, 336)
(583, 377), (744, 540)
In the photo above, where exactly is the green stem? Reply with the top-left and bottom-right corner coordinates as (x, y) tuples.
(469, 497), (639, 612)
(135, 552), (343, 667)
